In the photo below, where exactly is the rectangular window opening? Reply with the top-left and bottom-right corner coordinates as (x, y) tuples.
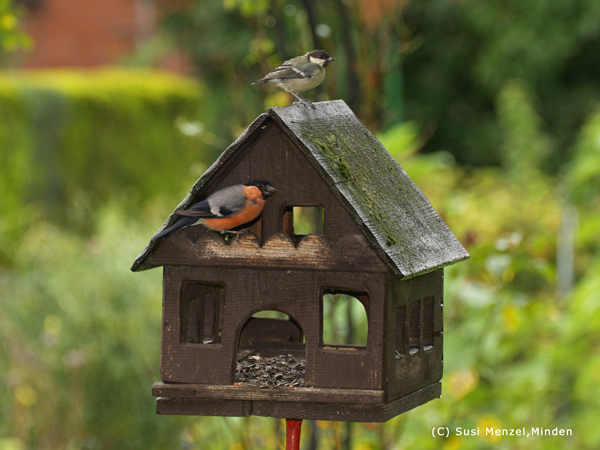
(395, 306), (406, 358)
(423, 297), (434, 351)
(409, 301), (421, 355)
(180, 281), (223, 345)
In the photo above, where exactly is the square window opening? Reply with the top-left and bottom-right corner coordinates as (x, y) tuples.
(282, 207), (324, 243)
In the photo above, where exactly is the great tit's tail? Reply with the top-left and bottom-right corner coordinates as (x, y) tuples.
(151, 216), (197, 241)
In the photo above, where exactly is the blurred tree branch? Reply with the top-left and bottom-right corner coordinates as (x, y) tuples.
(299, 0), (322, 50)
(332, 0), (360, 110)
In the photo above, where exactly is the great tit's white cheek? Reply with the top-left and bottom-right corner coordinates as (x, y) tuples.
(309, 56), (327, 66)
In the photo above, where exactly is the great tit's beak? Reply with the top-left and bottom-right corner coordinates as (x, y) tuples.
(328, 57), (336, 62)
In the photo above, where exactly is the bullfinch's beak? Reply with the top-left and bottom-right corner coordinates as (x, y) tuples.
(264, 185), (278, 197)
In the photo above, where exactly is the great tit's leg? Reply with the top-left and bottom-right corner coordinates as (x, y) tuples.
(290, 91), (315, 108)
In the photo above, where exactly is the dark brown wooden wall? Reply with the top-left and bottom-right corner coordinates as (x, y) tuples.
(142, 112), (454, 420)
(148, 118), (394, 278)
(184, 120), (362, 245)
(384, 269), (444, 402)
(148, 119), (390, 274)
(162, 266), (387, 390)
(154, 118), (447, 398)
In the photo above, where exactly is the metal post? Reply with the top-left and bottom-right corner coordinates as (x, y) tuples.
(286, 419), (303, 450)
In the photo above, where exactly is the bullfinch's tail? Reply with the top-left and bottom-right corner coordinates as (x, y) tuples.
(151, 216), (197, 241)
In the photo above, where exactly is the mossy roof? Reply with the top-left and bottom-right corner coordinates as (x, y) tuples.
(132, 100), (468, 277)
(268, 100), (468, 278)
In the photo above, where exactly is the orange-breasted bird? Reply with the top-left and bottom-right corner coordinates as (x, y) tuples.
(151, 180), (277, 241)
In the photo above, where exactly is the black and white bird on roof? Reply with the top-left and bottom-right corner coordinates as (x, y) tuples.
(252, 49), (335, 107)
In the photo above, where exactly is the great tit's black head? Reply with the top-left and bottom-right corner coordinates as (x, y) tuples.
(245, 180), (277, 198)
(306, 49), (336, 67)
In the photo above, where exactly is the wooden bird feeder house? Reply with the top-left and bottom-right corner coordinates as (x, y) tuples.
(131, 100), (469, 422)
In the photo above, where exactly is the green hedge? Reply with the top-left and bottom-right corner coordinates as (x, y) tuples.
(0, 68), (207, 263)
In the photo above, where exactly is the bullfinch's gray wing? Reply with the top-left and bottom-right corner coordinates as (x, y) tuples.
(150, 216), (197, 241)
(149, 185), (247, 241)
(176, 184), (246, 218)
(174, 199), (233, 218)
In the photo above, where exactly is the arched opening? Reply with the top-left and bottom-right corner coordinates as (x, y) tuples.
(235, 310), (306, 388)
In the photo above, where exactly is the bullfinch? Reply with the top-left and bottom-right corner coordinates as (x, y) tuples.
(151, 180), (277, 241)
(252, 49), (335, 107)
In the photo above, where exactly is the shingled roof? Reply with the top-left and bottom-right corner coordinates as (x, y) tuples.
(131, 100), (468, 277)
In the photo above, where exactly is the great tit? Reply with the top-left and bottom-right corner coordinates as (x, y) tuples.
(252, 49), (336, 107)
(151, 180), (277, 241)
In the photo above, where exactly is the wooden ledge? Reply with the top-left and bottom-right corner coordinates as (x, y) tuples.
(148, 231), (387, 272)
(152, 381), (384, 404)
(153, 382), (441, 422)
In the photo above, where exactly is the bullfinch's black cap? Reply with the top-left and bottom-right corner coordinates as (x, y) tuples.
(245, 180), (277, 197)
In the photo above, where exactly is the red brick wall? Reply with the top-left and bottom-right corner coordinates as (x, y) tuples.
(21, 0), (153, 68)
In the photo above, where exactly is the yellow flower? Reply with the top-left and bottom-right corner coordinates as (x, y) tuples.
(15, 385), (37, 407)
(446, 368), (479, 400)
(44, 315), (63, 335)
(501, 305), (520, 333)
(442, 436), (462, 450)
(0, 14), (17, 30)
(477, 415), (503, 443)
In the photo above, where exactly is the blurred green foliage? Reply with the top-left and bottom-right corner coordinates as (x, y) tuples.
(2, 0), (600, 448)
(401, 0), (600, 169)
(158, 0), (407, 135)
(0, 0), (32, 55)
(0, 207), (173, 448)
(2, 98), (600, 448)
(157, 0), (600, 171)
(0, 68), (209, 264)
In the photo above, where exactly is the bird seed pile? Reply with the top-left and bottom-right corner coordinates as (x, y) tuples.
(235, 353), (305, 388)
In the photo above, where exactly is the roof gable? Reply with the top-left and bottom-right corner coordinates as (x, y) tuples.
(132, 100), (468, 277)
(268, 101), (469, 277)
(131, 112), (270, 272)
